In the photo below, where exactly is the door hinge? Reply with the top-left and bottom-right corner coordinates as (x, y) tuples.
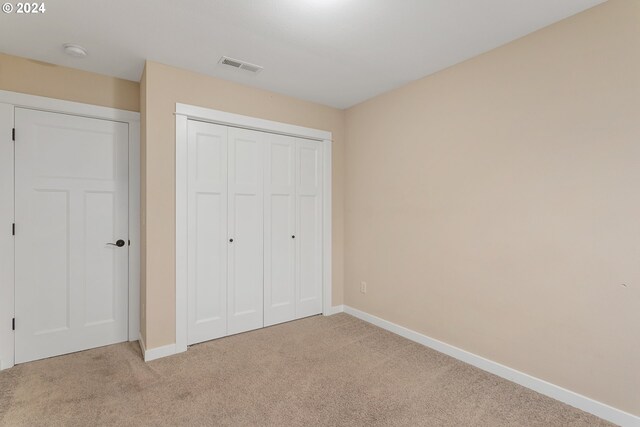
(12, 128), (15, 141)
(12, 223), (15, 236)
(12, 318), (15, 331)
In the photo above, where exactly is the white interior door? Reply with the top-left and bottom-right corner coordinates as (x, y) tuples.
(296, 139), (323, 318)
(264, 134), (296, 327)
(187, 121), (228, 345)
(227, 127), (264, 335)
(14, 108), (129, 364)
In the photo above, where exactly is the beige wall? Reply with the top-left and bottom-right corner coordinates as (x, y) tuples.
(344, 0), (640, 415)
(0, 52), (139, 112)
(142, 61), (345, 349)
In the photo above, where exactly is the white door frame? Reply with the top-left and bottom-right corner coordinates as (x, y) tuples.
(175, 103), (332, 354)
(0, 90), (140, 370)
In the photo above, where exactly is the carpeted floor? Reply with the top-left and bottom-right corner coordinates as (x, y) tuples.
(0, 313), (612, 426)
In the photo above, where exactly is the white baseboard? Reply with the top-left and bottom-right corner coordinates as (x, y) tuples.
(138, 333), (177, 362)
(324, 305), (344, 316)
(342, 305), (639, 427)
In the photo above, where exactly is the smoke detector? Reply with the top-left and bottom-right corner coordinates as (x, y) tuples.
(219, 56), (263, 73)
(63, 43), (88, 58)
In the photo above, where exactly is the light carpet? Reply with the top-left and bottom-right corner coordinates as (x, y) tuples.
(0, 313), (612, 426)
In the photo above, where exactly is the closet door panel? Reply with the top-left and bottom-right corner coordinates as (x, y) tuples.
(228, 128), (264, 335)
(296, 139), (323, 318)
(187, 121), (228, 345)
(264, 134), (296, 326)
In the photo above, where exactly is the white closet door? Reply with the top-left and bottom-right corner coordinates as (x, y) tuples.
(264, 134), (296, 327)
(14, 108), (129, 363)
(227, 128), (264, 335)
(187, 121), (228, 345)
(296, 139), (323, 318)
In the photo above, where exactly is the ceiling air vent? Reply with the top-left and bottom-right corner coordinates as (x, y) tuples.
(219, 56), (263, 74)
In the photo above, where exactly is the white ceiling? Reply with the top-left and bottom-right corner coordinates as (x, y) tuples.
(0, 0), (605, 108)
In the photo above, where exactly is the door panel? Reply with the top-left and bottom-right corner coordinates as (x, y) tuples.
(84, 191), (117, 326)
(227, 128), (264, 335)
(33, 190), (69, 334)
(264, 134), (296, 327)
(183, 122), (324, 344)
(187, 121), (228, 345)
(15, 108), (128, 363)
(296, 139), (323, 318)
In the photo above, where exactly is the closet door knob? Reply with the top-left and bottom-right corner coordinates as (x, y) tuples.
(229, 238), (234, 243)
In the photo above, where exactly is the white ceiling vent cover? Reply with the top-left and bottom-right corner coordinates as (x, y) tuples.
(219, 56), (263, 73)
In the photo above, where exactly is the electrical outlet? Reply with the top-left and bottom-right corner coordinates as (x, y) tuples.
(360, 281), (367, 294)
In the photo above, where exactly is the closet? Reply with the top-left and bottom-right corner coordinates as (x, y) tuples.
(186, 120), (323, 346)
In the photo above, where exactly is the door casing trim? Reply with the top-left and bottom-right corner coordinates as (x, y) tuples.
(0, 89), (140, 370)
